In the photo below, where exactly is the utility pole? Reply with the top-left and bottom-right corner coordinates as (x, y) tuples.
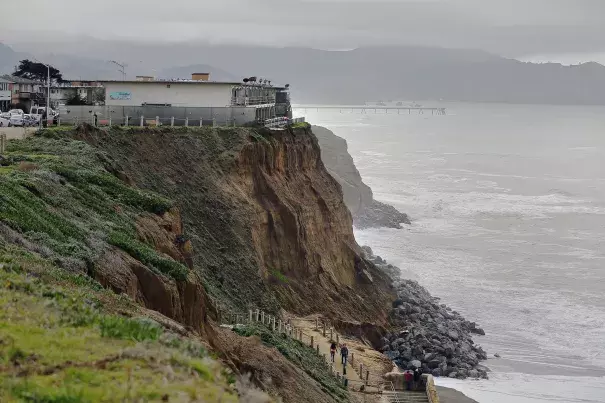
(34, 58), (52, 129)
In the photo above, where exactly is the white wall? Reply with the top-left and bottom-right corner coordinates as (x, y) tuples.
(104, 82), (234, 107)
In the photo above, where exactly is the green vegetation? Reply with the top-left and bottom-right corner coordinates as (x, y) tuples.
(290, 122), (310, 129)
(0, 134), (186, 281)
(269, 267), (289, 284)
(234, 324), (349, 402)
(0, 247), (238, 403)
(108, 232), (189, 281)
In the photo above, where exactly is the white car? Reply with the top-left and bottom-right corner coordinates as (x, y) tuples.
(9, 114), (24, 127)
(0, 116), (9, 127)
(8, 109), (24, 117)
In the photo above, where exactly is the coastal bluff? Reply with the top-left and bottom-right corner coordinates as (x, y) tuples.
(312, 125), (411, 229)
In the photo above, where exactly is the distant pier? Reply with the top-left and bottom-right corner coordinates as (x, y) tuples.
(293, 105), (447, 115)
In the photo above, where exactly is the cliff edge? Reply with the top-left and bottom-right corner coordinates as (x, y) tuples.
(71, 124), (395, 325)
(312, 125), (410, 229)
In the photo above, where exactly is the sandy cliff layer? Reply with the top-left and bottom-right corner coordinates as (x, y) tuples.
(75, 125), (395, 325)
(312, 125), (410, 229)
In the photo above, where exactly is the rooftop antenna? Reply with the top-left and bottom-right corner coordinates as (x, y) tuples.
(109, 60), (126, 80)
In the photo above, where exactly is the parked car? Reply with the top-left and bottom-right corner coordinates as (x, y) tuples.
(0, 116), (9, 127)
(9, 114), (24, 127)
(23, 114), (39, 127)
(8, 109), (24, 117)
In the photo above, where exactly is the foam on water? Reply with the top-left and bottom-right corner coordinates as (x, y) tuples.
(297, 104), (605, 403)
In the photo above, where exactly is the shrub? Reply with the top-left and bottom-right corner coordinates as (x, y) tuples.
(108, 232), (189, 281)
(99, 316), (162, 342)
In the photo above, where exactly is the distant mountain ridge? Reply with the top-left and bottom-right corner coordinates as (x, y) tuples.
(3, 41), (605, 105)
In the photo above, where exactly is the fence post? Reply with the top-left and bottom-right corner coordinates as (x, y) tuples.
(155, 116), (160, 126)
(125, 115), (129, 127)
(351, 353), (354, 365)
(57, 117), (61, 126)
(185, 117), (189, 127)
(337, 334), (339, 345)
(261, 311), (265, 324)
(317, 345), (320, 355)
(272, 316), (276, 331)
(249, 310), (253, 323)
(199, 118), (203, 127)
(0, 134), (5, 154)
(140, 116), (144, 127)
(366, 371), (369, 385)
(323, 323), (326, 337)
(278, 320), (282, 333)
(108, 117), (112, 127)
(300, 329), (303, 341)
(330, 328), (333, 341)
(255, 309), (260, 322)
(212, 118), (216, 127)
(311, 336), (314, 348)
(360, 364), (363, 377)
(315, 318), (318, 331)
(170, 116), (175, 127)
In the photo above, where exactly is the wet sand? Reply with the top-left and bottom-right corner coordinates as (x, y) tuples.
(437, 386), (479, 403)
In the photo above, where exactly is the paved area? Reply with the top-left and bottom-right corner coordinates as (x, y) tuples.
(0, 127), (36, 140)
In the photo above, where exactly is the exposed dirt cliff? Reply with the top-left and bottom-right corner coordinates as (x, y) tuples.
(72, 125), (395, 326)
(1, 125), (397, 402)
(312, 125), (411, 229)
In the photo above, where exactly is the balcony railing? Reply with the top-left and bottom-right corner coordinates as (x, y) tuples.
(231, 96), (277, 106)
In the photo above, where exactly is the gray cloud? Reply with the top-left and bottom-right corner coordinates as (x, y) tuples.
(2, 0), (605, 57)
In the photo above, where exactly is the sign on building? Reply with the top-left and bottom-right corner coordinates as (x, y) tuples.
(109, 91), (132, 100)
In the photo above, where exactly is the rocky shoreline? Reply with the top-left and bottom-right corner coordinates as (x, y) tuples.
(313, 125), (410, 229)
(362, 246), (489, 380)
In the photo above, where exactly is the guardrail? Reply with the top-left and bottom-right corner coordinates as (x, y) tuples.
(425, 374), (440, 403)
(264, 116), (306, 128)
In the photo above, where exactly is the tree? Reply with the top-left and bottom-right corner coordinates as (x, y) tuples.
(13, 59), (64, 84)
(92, 88), (106, 105)
(65, 90), (86, 106)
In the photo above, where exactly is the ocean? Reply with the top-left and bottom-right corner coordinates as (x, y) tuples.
(295, 103), (605, 403)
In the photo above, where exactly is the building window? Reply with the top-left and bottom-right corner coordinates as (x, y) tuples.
(166, 85), (171, 88)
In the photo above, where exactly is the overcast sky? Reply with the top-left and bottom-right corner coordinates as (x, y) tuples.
(2, 0), (605, 61)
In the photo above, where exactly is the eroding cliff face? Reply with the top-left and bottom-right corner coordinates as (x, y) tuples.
(79, 126), (395, 324)
(94, 208), (211, 331)
(312, 125), (411, 229)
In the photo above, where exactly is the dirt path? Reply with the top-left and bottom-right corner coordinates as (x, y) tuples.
(292, 317), (365, 385)
(0, 127), (36, 140)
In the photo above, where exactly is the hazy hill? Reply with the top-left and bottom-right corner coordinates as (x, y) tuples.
(4, 41), (605, 104)
(0, 43), (22, 73)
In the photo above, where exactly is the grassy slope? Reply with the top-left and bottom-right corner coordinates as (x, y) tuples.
(0, 248), (237, 402)
(0, 133), (238, 401)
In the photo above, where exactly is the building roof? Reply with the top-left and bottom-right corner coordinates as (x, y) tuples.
(99, 79), (242, 85)
(0, 74), (40, 84)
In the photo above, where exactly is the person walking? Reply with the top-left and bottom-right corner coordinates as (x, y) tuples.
(330, 342), (337, 363)
(341, 344), (349, 366)
(404, 370), (414, 391)
(413, 368), (421, 390)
